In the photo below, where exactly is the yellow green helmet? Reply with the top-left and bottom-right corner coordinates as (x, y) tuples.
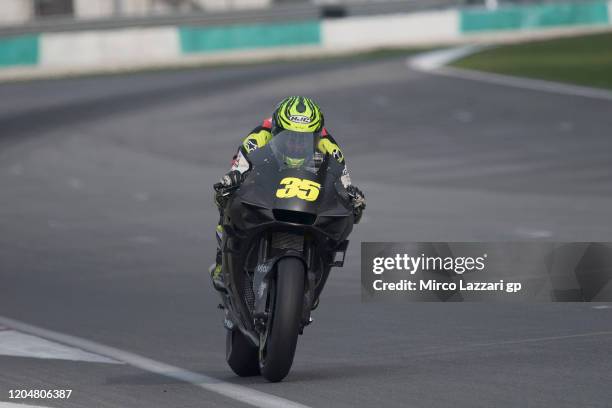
(272, 96), (324, 133)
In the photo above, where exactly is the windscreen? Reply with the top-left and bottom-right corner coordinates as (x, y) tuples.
(268, 130), (320, 173)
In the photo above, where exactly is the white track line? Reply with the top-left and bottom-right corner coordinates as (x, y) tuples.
(0, 316), (311, 408)
(408, 45), (488, 71)
(0, 330), (120, 364)
(398, 330), (612, 360)
(408, 47), (612, 102)
(0, 402), (54, 408)
(470, 330), (612, 347)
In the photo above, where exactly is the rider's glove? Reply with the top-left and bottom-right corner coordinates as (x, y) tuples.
(214, 170), (243, 208)
(221, 170), (243, 189)
(346, 185), (366, 224)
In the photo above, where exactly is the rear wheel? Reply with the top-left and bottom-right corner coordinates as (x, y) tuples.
(259, 257), (305, 382)
(226, 328), (260, 377)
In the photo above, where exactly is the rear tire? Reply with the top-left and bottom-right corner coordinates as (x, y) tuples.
(226, 328), (260, 377)
(259, 257), (305, 382)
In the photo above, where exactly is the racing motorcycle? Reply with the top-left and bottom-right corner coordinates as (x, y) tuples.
(213, 130), (355, 382)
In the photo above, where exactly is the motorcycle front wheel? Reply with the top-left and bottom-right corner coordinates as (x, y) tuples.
(259, 257), (305, 382)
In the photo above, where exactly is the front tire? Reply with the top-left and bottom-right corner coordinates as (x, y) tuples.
(259, 257), (305, 382)
(226, 328), (260, 377)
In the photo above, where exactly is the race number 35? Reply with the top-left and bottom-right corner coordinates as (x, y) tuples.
(276, 177), (321, 202)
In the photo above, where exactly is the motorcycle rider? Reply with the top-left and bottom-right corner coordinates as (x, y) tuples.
(210, 96), (365, 291)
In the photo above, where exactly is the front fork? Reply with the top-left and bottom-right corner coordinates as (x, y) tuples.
(221, 231), (347, 347)
(252, 235), (316, 335)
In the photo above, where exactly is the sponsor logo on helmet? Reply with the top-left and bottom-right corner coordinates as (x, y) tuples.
(289, 115), (312, 124)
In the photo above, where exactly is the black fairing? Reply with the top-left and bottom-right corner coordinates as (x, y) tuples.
(229, 145), (354, 239)
(220, 142), (354, 341)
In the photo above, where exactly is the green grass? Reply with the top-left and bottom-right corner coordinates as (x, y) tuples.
(452, 32), (612, 90)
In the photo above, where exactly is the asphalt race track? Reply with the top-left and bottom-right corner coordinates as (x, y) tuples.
(1, 56), (612, 408)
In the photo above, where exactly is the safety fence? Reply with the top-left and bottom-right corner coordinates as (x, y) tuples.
(1, 0), (611, 74)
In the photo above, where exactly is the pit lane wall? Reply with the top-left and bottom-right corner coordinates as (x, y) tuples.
(1, 1), (611, 76)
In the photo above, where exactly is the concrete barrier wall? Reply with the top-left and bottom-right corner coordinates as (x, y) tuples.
(0, 20), (322, 72)
(460, 1), (609, 33)
(40, 27), (180, 67)
(179, 20), (320, 53)
(0, 1), (611, 76)
(322, 10), (458, 50)
(0, 35), (39, 67)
